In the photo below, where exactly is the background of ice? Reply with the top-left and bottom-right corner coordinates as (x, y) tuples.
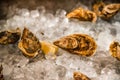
(0, 0), (120, 80)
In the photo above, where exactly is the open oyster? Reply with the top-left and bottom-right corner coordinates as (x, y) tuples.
(18, 28), (41, 58)
(53, 34), (97, 56)
(0, 28), (21, 45)
(109, 41), (120, 60)
(73, 72), (91, 80)
(0, 65), (4, 80)
(66, 7), (97, 22)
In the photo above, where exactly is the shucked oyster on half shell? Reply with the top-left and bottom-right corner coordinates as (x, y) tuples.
(18, 28), (41, 58)
(73, 72), (91, 80)
(53, 34), (97, 57)
(109, 41), (120, 60)
(66, 7), (97, 22)
(0, 28), (21, 45)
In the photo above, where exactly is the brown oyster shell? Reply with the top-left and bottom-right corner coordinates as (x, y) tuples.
(73, 72), (91, 80)
(53, 34), (97, 57)
(0, 65), (4, 80)
(18, 28), (41, 58)
(101, 4), (120, 20)
(109, 41), (120, 60)
(0, 28), (21, 45)
(93, 2), (120, 20)
(93, 1), (105, 16)
(53, 37), (78, 49)
(66, 7), (97, 22)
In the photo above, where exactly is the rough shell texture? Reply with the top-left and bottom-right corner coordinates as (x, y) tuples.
(101, 3), (120, 19)
(109, 41), (120, 60)
(0, 28), (21, 45)
(93, 2), (120, 20)
(66, 7), (97, 22)
(53, 34), (97, 57)
(0, 65), (4, 80)
(18, 28), (41, 58)
(93, 1), (105, 16)
(73, 72), (91, 80)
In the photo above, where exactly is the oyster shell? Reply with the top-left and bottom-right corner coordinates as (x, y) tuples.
(0, 65), (4, 80)
(101, 3), (120, 20)
(93, 2), (120, 20)
(93, 1), (105, 16)
(53, 34), (97, 56)
(73, 72), (91, 80)
(66, 7), (97, 22)
(109, 41), (120, 60)
(18, 28), (41, 58)
(0, 28), (21, 45)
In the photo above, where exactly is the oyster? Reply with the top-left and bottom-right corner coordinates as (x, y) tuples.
(93, 1), (105, 16)
(18, 28), (41, 58)
(109, 41), (120, 60)
(0, 28), (21, 45)
(93, 2), (120, 20)
(66, 7), (97, 22)
(101, 3), (120, 20)
(0, 65), (4, 80)
(53, 34), (97, 56)
(73, 72), (91, 80)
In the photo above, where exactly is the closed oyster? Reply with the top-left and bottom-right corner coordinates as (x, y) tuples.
(73, 72), (91, 80)
(0, 65), (4, 80)
(101, 3), (120, 20)
(66, 7), (97, 22)
(0, 28), (21, 45)
(109, 41), (120, 60)
(93, 2), (120, 20)
(18, 28), (41, 58)
(53, 34), (97, 56)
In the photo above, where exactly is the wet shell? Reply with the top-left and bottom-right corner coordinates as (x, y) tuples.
(101, 3), (120, 20)
(93, 2), (120, 20)
(18, 28), (41, 58)
(66, 7), (97, 22)
(0, 65), (4, 80)
(93, 1), (105, 16)
(53, 34), (97, 56)
(0, 28), (21, 45)
(109, 41), (120, 60)
(73, 72), (91, 80)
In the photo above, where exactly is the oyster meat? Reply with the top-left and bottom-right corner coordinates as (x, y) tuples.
(0, 28), (21, 45)
(66, 7), (97, 22)
(18, 28), (41, 58)
(53, 34), (97, 56)
(73, 72), (91, 80)
(109, 41), (120, 60)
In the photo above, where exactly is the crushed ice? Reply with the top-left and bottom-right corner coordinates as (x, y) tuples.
(0, 6), (120, 80)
